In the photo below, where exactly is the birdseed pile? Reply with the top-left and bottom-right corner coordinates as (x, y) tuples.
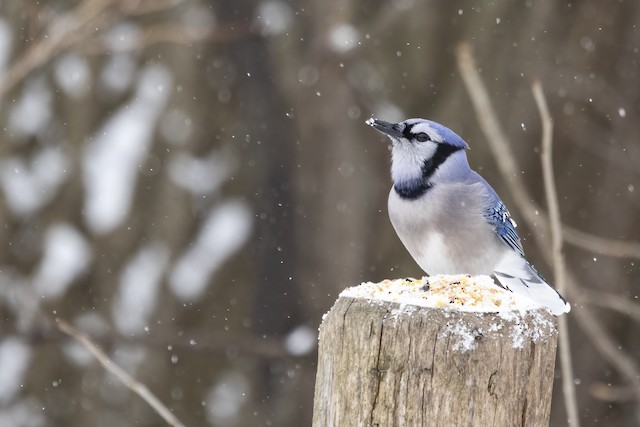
(341, 274), (542, 313)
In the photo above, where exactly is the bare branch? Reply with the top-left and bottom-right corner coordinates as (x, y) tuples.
(0, 0), (198, 96)
(563, 227), (640, 260)
(533, 81), (564, 293)
(55, 318), (186, 427)
(455, 43), (544, 243)
(569, 302), (640, 399)
(456, 43), (640, 262)
(78, 23), (251, 55)
(579, 289), (640, 323)
(590, 382), (638, 402)
(533, 80), (580, 427)
(121, 0), (185, 16)
(0, 0), (113, 96)
(456, 41), (640, 403)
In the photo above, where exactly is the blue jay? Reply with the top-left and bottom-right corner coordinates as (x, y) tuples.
(366, 117), (570, 315)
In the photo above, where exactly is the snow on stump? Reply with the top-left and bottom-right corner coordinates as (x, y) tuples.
(312, 275), (559, 427)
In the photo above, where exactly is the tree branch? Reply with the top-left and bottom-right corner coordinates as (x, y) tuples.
(579, 289), (640, 323)
(533, 80), (579, 426)
(55, 318), (186, 427)
(455, 42), (640, 262)
(456, 41), (640, 405)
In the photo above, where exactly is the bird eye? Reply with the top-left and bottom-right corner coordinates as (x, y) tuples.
(415, 133), (430, 142)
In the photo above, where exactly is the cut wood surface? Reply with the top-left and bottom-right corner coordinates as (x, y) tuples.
(313, 297), (559, 427)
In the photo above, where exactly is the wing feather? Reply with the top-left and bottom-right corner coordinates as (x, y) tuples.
(484, 200), (525, 257)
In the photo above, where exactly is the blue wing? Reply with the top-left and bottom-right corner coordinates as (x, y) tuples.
(485, 200), (525, 257)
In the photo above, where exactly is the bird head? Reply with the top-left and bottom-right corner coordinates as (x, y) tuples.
(366, 117), (469, 150)
(366, 117), (470, 188)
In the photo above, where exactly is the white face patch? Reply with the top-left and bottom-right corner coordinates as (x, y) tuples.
(385, 119), (458, 186)
(390, 139), (438, 184)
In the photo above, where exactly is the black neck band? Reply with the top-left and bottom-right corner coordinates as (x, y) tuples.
(393, 144), (463, 200)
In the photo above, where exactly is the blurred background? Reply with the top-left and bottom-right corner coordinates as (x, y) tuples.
(0, 0), (638, 426)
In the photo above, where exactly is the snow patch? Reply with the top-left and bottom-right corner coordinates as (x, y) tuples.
(99, 53), (136, 94)
(285, 325), (316, 356)
(102, 22), (141, 52)
(0, 399), (46, 427)
(440, 322), (480, 352)
(112, 242), (169, 335)
(1, 147), (69, 216)
(498, 309), (556, 349)
(83, 65), (172, 234)
(169, 201), (252, 301)
(33, 224), (92, 299)
(53, 53), (91, 98)
(390, 303), (416, 323)
(168, 150), (235, 196)
(255, 1), (293, 36)
(328, 24), (360, 52)
(205, 371), (250, 426)
(0, 337), (31, 403)
(8, 77), (52, 139)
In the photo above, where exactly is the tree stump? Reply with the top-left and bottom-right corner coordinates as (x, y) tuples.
(313, 291), (559, 427)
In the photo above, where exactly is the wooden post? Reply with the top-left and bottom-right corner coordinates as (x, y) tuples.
(313, 297), (558, 427)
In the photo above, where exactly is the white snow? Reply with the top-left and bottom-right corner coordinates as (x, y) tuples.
(169, 150), (236, 196)
(112, 242), (169, 335)
(83, 65), (171, 234)
(0, 337), (31, 403)
(440, 322), (479, 352)
(169, 201), (252, 301)
(8, 77), (52, 139)
(32, 224), (92, 299)
(341, 275), (541, 313)
(0, 272), (33, 329)
(102, 22), (141, 52)
(53, 53), (91, 98)
(0, 399), (46, 427)
(328, 24), (360, 52)
(99, 53), (136, 94)
(204, 371), (250, 426)
(284, 325), (317, 356)
(0, 146), (69, 216)
(255, 0), (293, 36)
(341, 275), (557, 351)
(497, 309), (556, 349)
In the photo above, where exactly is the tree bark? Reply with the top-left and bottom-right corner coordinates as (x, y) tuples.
(313, 297), (559, 427)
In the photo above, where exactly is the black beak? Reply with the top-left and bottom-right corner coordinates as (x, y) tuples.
(366, 118), (404, 139)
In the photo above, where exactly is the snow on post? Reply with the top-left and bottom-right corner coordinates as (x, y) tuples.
(312, 275), (559, 427)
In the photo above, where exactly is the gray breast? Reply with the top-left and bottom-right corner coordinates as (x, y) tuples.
(387, 182), (506, 275)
